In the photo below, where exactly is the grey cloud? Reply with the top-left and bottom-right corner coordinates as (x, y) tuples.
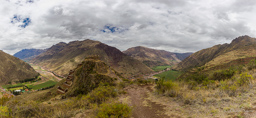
(231, 0), (256, 12)
(1, 0), (256, 55)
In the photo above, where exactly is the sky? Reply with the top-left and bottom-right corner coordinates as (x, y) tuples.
(1, 0), (256, 55)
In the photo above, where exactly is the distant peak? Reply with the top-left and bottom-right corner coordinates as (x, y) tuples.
(231, 35), (255, 44)
(56, 42), (67, 45)
(83, 39), (92, 41)
(136, 46), (146, 48)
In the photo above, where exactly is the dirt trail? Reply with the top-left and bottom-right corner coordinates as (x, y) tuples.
(122, 85), (170, 118)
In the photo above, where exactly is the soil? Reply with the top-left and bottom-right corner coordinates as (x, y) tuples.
(121, 85), (170, 118)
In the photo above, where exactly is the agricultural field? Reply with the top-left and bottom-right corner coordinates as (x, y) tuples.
(29, 80), (57, 90)
(154, 70), (182, 81)
(1, 79), (57, 94)
(2, 83), (23, 89)
(151, 65), (171, 72)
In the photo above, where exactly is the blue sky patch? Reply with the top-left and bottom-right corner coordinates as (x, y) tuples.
(27, 0), (34, 3)
(101, 25), (127, 33)
(11, 15), (31, 28)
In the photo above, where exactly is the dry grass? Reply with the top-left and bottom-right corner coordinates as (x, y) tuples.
(1, 79), (132, 118)
(153, 65), (256, 117)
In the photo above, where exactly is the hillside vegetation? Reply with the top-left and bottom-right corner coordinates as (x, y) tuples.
(1, 56), (131, 117)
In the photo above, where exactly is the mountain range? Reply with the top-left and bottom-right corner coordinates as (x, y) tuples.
(30, 39), (153, 78)
(14, 49), (46, 62)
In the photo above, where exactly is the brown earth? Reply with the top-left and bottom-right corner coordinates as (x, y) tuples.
(120, 85), (177, 118)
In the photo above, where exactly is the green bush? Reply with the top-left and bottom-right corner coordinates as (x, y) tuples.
(247, 59), (256, 70)
(220, 72), (254, 96)
(212, 69), (235, 81)
(220, 80), (237, 96)
(186, 73), (208, 84)
(84, 85), (118, 104)
(236, 72), (253, 86)
(135, 79), (153, 85)
(156, 79), (180, 97)
(97, 103), (131, 118)
(0, 105), (10, 117)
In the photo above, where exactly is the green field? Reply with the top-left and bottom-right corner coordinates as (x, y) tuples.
(152, 66), (171, 72)
(2, 83), (23, 89)
(154, 70), (181, 81)
(9, 87), (24, 91)
(29, 81), (57, 90)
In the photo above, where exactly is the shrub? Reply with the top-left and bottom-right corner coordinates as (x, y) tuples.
(220, 80), (237, 96)
(187, 80), (198, 90)
(84, 85), (118, 104)
(135, 79), (153, 85)
(188, 73), (208, 84)
(247, 59), (256, 70)
(0, 105), (10, 117)
(212, 69), (235, 81)
(156, 79), (180, 97)
(0, 94), (12, 105)
(97, 103), (131, 118)
(236, 72), (253, 86)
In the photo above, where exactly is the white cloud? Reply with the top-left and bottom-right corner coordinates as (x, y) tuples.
(0, 0), (256, 54)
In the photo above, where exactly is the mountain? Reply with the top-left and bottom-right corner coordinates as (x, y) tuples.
(174, 52), (193, 60)
(14, 49), (46, 61)
(123, 46), (191, 67)
(175, 35), (256, 71)
(30, 39), (153, 78)
(56, 56), (120, 96)
(0, 50), (38, 84)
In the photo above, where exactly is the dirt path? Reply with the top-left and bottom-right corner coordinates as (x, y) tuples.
(121, 85), (170, 118)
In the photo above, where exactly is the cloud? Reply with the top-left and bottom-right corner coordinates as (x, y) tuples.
(0, 0), (256, 54)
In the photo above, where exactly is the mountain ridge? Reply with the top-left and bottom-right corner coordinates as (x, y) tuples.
(175, 35), (256, 71)
(123, 46), (192, 67)
(30, 39), (153, 78)
(14, 49), (46, 62)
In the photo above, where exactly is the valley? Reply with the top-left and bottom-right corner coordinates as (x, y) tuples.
(2, 0), (256, 117)
(2, 36), (256, 117)
(0, 64), (60, 97)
